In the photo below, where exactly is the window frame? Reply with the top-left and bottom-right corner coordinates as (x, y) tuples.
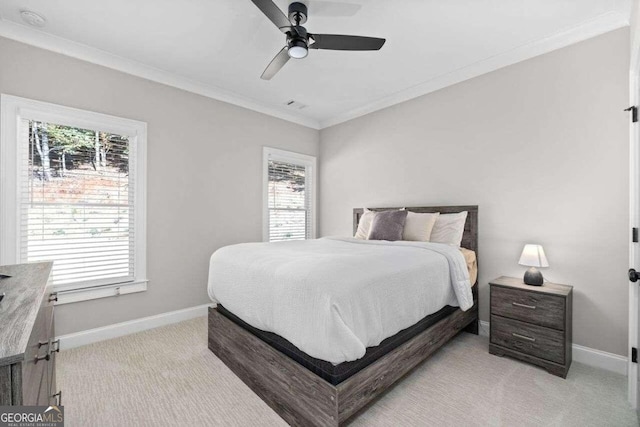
(0, 94), (147, 304)
(262, 147), (317, 242)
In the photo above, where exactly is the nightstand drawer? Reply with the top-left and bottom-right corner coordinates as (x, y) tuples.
(491, 286), (565, 330)
(490, 315), (564, 364)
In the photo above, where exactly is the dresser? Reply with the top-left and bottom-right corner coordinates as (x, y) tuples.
(489, 276), (573, 378)
(0, 262), (60, 406)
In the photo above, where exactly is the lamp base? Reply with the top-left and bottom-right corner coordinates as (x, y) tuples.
(523, 267), (544, 286)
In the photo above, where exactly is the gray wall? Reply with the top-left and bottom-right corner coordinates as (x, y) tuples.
(0, 28), (631, 356)
(0, 36), (320, 335)
(319, 29), (630, 356)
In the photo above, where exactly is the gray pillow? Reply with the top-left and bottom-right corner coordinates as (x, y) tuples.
(367, 210), (408, 241)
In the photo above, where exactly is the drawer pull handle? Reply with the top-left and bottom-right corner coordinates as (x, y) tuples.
(48, 292), (58, 303)
(35, 353), (50, 363)
(512, 332), (536, 342)
(512, 302), (536, 310)
(51, 339), (60, 353)
(52, 390), (62, 406)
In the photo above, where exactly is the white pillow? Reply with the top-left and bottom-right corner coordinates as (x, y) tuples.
(354, 209), (375, 239)
(430, 211), (468, 246)
(402, 212), (440, 241)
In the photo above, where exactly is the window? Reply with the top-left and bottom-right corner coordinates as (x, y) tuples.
(263, 147), (316, 242)
(1, 95), (147, 303)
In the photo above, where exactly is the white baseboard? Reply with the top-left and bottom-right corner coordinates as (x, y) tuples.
(479, 320), (491, 337)
(57, 303), (212, 350)
(479, 320), (627, 376)
(572, 344), (628, 376)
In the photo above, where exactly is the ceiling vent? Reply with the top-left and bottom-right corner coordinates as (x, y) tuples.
(284, 100), (307, 110)
(20, 10), (46, 27)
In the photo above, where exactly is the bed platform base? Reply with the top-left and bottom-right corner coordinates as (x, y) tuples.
(208, 205), (479, 426)
(208, 302), (478, 426)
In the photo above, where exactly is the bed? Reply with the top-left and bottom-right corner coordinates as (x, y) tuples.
(207, 205), (479, 426)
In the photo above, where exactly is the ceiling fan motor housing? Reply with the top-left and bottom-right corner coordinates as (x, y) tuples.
(288, 2), (307, 25)
(287, 26), (308, 58)
(288, 25), (308, 42)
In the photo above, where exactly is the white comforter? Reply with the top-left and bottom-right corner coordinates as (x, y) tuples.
(207, 237), (473, 365)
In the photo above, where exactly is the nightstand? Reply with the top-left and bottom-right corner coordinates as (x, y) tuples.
(489, 276), (573, 378)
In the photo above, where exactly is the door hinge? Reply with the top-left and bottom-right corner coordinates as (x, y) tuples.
(625, 106), (638, 123)
(633, 228), (638, 243)
(633, 347), (638, 363)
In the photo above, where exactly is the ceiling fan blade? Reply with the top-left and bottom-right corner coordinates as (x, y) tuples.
(261, 47), (290, 80)
(309, 34), (386, 51)
(250, 0), (292, 31)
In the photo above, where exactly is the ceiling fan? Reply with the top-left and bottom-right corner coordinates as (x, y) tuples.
(250, 0), (386, 80)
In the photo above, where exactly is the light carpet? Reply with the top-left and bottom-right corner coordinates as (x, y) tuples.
(57, 317), (638, 426)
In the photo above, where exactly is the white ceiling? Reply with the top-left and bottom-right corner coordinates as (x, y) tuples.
(0, 0), (632, 129)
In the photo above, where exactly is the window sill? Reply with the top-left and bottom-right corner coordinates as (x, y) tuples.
(52, 280), (148, 305)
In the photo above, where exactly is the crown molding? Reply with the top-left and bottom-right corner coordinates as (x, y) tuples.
(320, 11), (630, 129)
(0, 11), (630, 131)
(0, 18), (321, 130)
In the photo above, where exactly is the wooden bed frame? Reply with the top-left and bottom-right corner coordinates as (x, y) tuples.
(208, 205), (479, 426)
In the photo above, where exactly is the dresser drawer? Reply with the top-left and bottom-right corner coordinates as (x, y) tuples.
(491, 286), (565, 330)
(490, 315), (565, 364)
(43, 309), (57, 406)
(21, 300), (54, 405)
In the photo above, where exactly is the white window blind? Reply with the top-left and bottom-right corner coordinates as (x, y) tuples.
(264, 148), (316, 242)
(18, 119), (135, 287)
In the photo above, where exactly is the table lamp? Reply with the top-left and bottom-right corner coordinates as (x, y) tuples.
(518, 244), (548, 286)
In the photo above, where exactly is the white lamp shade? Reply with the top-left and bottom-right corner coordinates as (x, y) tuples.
(518, 244), (549, 268)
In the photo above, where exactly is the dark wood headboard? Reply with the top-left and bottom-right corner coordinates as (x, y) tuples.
(353, 206), (479, 254)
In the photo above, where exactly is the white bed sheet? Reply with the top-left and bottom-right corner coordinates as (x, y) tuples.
(208, 237), (473, 364)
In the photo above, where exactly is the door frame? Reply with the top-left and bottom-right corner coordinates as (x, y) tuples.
(629, 0), (640, 409)
(629, 73), (639, 410)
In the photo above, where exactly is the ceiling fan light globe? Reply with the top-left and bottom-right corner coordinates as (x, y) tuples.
(288, 45), (308, 59)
